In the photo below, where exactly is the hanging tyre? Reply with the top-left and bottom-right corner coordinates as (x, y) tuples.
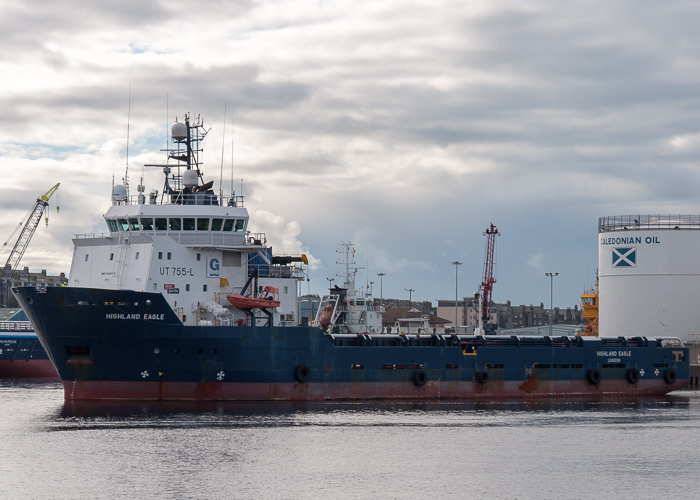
(294, 365), (310, 383)
(474, 371), (489, 384)
(587, 368), (601, 385)
(626, 368), (640, 384)
(663, 368), (677, 385)
(412, 369), (427, 387)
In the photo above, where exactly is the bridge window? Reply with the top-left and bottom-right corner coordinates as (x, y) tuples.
(118, 219), (129, 231)
(129, 218), (140, 230)
(107, 220), (118, 232)
(141, 218), (154, 231)
(223, 219), (234, 231)
(169, 218), (182, 231)
(155, 218), (167, 230)
(211, 218), (223, 231)
(197, 218), (209, 231)
(183, 218), (195, 231)
(235, 219), (246, 232)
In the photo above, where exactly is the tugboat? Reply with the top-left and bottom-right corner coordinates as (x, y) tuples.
(14, 112), (690, 401)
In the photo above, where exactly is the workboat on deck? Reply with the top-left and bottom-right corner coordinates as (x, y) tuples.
(13, 112), (690, 400)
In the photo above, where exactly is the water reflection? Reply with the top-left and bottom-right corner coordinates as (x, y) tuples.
(47, 395), (692, 432)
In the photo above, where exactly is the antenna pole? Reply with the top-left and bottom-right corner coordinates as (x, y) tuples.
(220, 101), (226, 202)
(124, 80), (131, 199)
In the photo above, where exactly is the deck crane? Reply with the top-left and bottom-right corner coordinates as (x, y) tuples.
(478, 223), (500, 333)
(0, 183), (60, 306)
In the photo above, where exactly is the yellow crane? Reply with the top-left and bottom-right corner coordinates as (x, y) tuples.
(0, 183), (60, 306)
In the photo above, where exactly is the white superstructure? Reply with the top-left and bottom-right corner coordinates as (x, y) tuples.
(68, 113), (306, 327)
(313, 242), (384, 334)
(598, 215), (700, 340)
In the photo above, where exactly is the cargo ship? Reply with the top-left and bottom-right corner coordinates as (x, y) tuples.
(0, 309), (57, 379)
(14, 113), (690, 400)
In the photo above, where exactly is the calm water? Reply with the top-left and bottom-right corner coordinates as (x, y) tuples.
(1, 381), (698, 500)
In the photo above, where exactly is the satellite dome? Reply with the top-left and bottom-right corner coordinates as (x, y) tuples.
(183, 169), (198, 188)
(112, 184), (127, 202)
(172, 122), (187, 141)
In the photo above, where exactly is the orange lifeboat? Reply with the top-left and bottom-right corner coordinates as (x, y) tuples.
(227, 286), (280, 309)
(318, 303), (334, 329)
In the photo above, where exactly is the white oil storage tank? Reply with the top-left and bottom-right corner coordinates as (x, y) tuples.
(598, 214), (700, 341)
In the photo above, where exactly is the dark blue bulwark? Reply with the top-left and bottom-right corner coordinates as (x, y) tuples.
(13, 286), (691, 398)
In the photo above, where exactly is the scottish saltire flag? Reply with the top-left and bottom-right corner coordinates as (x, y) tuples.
(612, 247), (636, 267)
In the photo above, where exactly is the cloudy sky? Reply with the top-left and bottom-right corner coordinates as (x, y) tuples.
(2, 0), (700, 309)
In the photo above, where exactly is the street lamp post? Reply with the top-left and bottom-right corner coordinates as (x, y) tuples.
(377, 273), (385, 306)
(404, 288), (414, 308)
(545, 272), (559, 336)
(451, 261), (462, 330)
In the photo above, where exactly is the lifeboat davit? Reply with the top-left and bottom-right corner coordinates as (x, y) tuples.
(227, 286), (280, 309)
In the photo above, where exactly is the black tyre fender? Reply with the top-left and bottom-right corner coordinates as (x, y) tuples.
(587, 368), (601, 385)
(412, 369), (427, 387)
(294, 365), (310, 383)
(474, 371), (489, 384)
(626, 368), (640, 384)
(663, 368), (677, 385)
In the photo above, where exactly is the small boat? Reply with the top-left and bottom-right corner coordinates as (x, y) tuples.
(227, 286), (280, 309)
(0, 308), (57, 379)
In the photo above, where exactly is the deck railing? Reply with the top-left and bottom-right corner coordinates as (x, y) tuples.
(599, 215), (700, 232)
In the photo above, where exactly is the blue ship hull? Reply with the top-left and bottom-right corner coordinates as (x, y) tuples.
(14, 286), (690, 400)
(0, 333), (57, 379)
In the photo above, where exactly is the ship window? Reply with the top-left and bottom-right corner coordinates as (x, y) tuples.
(155, 218), (167, 230)
(196, 253), (201, 261)
(186, 284), (190, 291)
(235, 219), (246, 232)
(158, 252), (163, 259)
(107, 219), (118, 232)
(135, 252), (140, 260)
(169, 218), (182, 231)
(284, 286), (288, 294)
(118, 219), (129, 231)
(203, 284), (208, 292)
(167, 252), (172, 260)
(141, 218), (154, 231)
(109, 253), (114, 261)
(153, 283), (157, 291)
(129, 218), (140, 230)
(211, 218), (223, 231)
(223, 219), (234, 231)
(183, 218), (195, 230)
(197, 218), (209, 231)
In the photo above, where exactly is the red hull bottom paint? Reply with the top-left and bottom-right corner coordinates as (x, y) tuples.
(61, 378), (689, 401)
(0, 360), (58, 379)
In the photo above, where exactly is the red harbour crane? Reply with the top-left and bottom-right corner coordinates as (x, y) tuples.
(480, 223), (500, 331)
